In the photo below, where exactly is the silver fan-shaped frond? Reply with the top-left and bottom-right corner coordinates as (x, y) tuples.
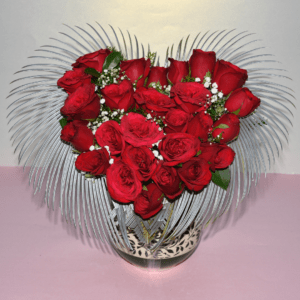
(7, 24), (295, 252)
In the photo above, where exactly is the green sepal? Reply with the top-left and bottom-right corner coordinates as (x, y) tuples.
(59, 117), (68, 129)
(102, 50), (123, 70)
(231, 107), (241, 115)
(158, 193), (164, 201)
(85, 174), (95, 179)
(84, 68), (100, 78)
(213, 123), (229, 131)
(142, 185), (148, 191)
(196, 150), (202, 156)
(211, 168), (230, 190)
(167, 78), (174, 86)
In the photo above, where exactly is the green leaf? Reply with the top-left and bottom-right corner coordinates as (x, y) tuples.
(102, 51), (123, 70)
(231, 107), (241, 115)
(196, 150), (202, 156)
(204, 71), (211, 78)
(211, 168), (230, 190)
(142, 185), (148, 191)
(59, 117), (68, 129)
(174, 163), (183, 168)
(84, 68), (100, 78)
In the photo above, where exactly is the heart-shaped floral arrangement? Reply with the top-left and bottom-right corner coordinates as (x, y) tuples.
(58, 47), (261, 220)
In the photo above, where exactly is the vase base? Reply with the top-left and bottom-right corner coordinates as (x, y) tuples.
(115, 247), (197, 270)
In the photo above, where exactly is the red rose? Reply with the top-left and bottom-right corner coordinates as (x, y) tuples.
(164, 109), (192, 133)
(75, 148), (110, 175)
(189, 49), (216, 79)
(120, 58), (151, 88)
(146, 66), (169, 88)
(187, 110), (213, 142)
(134, 183), (164, 219)
(171, 82), (212, 114)
(158, 133), (201, 166)
(152, 163), (184, 199)
(72, 49), (111, 72)
(199, 143), (235, 171)
(101, 80), (134, 111)
(178, 157), (211, 192)
(212, 60), (248, 95)
(57, 68), (91, 95)
(121, 113), (165, 147)
(95, 120), (125, 155)
(224, 87), (261, 117)
(212, 113), (240, 144)
(122, 145), (157, 181)
(134, 87), (176, 117)
(167, 58), (189, 84)
(60, 120), (94, 152)
(60, 84), (100, 120)
(106, 160), (142, 203)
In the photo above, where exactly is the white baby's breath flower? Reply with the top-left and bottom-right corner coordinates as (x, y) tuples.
(109, 158), (114, 164)
(195, 77), (201, 82)
(100, 98), (106, 104)
(212, 82), (218, 88)
(211, 88), (218, 94)
(89, 145), (95, 151)
(218, 92), (223, 98)
(153, 150), (159, 157)
(205, 77), (211, 83)
(204, 82), (210, 88)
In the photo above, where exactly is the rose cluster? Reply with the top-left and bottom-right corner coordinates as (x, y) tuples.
(57, 47), (260, 220)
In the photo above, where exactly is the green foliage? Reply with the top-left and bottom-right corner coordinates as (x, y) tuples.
(59, 117), (68, 129)
(211, 168), (230, 190)
(102, 50), (124, 70)
(84, 68), (100, 78)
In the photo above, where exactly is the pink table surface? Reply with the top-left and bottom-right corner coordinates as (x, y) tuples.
(0, 167), (299, 300)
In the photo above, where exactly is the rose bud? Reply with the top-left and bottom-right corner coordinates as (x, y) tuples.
(101, 79), (134, 111)
(72, 49), (111, 72)
(212, 113), (240, 144)
(171, 82), (212, 114)
(178, 157), (211, 192)
(134, 87), (176, 117)
(164, 109), (192, 133)
(95, 120), (125, 155)
(120, 58), (151, 88)
(167, 58), (189, 84)
(224, 87), (261, 117)
(212, 60), (248, 95)
(198, 143), (235, 171)
(189, 49), (216, 80)
(60, 120), (94, 152)
(57, 68), (92, 95)
(121, 112), (165, 147)
(134, 183), (164, 219)
(106, 160), (142, 203)
(122, 145), (157, 181)
(75, 148), (110, 176)
(60, 84), (100, 120)
(146, 66), (169, 88)
(187, 110), (213, 142)
(159, 133), (200, 166)
(152, 163), (184, 199)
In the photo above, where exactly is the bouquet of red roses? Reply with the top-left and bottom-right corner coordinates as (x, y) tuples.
(57, 47), (261, 220)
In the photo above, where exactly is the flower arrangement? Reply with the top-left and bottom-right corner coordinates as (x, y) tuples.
(58, 46), (261, 220)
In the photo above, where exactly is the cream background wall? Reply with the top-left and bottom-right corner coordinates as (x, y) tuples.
(0, 0), (299, 173)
